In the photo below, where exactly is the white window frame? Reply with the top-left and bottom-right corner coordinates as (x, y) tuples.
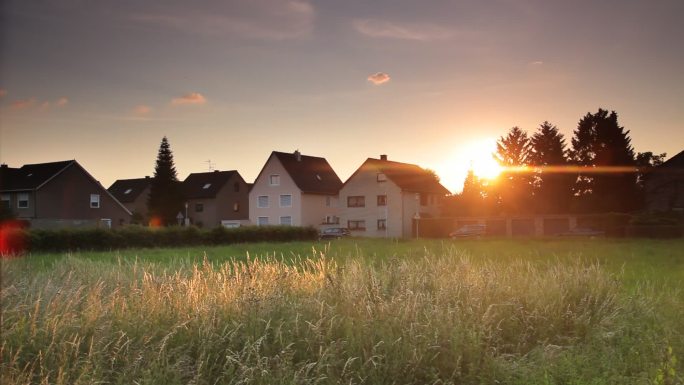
(257, 216), (269, 226)
(257, 195), (269, 208)
(90, 194), (101, 208)
(280, 194), (292, 207)
(17, 193), (29, 209)
(269, 174), (280, 186)
(280, 216), (292, 226)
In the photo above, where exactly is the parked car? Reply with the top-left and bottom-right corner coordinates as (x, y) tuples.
(319, 227), (351, 240)
(449, 224), (486, 238)
(557, 227), (605, 237)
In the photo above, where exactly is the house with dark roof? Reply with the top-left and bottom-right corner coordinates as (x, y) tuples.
(644, 150), (684, 212)
(249, 150), (342, 228)
(108, 176), (152, 221)
(338, 155), (451, 238)
(0, 160), (131, 229)
(181, 170), (250, 228)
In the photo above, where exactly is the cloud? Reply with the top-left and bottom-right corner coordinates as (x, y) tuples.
(171, 92), (207, 106)
(11, 98), (36, 110)
(0, 89), (6, 98)
(353, 19), (453, 41)
(367, 72), (391, 85)
(56, 97), (69, 107)
(529, 61), (544, 66)
(130, 0), (314, 40)
(134, 104), (152, 115)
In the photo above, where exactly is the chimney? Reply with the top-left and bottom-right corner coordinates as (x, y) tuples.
(145, 176), (150, 179)
(214, 170), (219, 173)
(1, 164), (8, 169)
(380, 154), (388, 161)
(294, 150), (302, 162)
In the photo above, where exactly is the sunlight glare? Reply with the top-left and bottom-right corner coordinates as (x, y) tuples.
(465, 139), (502, 180)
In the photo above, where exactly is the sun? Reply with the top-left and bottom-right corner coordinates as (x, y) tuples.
(465, 139), (503, 180)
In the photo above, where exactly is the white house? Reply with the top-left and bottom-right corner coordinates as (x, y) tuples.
(338, 155), (451, 238)
(249, 150), (342, 228)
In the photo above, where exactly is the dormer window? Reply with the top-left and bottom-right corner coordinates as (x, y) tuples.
(27, 173), (33, 177)
(202, 183), (211, 189)
(124, 188), (132, 194)
(315, 174), (322, 181)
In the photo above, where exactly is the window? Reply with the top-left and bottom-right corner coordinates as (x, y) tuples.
(202, 183), (211, 190)
(377, 173), (387, 182)
(377, 195), (387, 206)
(17, 193), (29, 209)
(280, 194), (292, 207)
(420, 193), (428, 206)
(90, 194), (100, 208)
(124, 188), (132, 195)
(269, 175), (280, 186)
(1, 194), (9, 209)
(315, 174), (322, 181)
(326, 196), (331, 207)
(100, 218), (112, 229)
(195, 203), (204, 212)
(348, 220), (366, 230)
(280, 216), (292, 226)
(347, 196), (365, 207)
(234, 182), (240, 192)
(377, 219), (387, 230)
(324, 215), (339, 224)
(233, 202), (239, 212)
(257, 195), (269, 208)
(257, 216), (269, 226)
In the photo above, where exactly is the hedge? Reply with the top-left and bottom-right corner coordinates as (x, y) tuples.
(2, 225), (319, 254)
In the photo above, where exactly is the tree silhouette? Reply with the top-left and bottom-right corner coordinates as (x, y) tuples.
(147, 137), (184, 226)
(494, 126), (533, 214)
(570, 109), (638, 212)
(528, 121), (573, 213)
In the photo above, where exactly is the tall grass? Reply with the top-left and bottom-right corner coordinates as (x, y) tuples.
(1, 247), (680, 384)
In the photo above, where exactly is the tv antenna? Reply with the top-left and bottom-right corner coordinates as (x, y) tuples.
(205, 159), (215, 172)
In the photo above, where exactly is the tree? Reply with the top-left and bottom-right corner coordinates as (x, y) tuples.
(569, 109), (638, 213)
(147, 137), (184, 226)
(494, 126), (533, 214)
(528, 121), (574, 213)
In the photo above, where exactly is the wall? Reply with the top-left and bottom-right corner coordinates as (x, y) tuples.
(249, 155), (303, 226)
(187, 173), (250, 228)
(300, 193), (339, 229)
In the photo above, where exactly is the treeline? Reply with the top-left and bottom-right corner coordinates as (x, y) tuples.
(445, 108), (666, 216)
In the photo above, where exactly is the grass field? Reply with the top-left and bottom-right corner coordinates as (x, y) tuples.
(2, 238), (683, 384)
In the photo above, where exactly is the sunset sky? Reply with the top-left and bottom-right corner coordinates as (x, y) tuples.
(1, 0), (683, 192)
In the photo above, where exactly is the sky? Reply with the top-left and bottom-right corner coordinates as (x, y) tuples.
(1, 0), (683, 193)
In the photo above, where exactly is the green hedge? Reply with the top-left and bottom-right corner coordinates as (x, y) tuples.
(15, 226), (318, 253)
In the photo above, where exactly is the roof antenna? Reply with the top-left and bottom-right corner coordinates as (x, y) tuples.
(205, 160), (215, 172)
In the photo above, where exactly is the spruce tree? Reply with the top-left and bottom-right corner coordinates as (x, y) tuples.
(528, 121), (573, 213)
(494, 126), (533, 214)
(147, 137), (184, 226)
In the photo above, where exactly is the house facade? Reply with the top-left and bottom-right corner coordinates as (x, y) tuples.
(0, 160), (131, 229)
(249, 151), (342, 228)
(108, 176), (152, 222)
(338, 155), (450, 238)
(181, 170), (250, 228)
(644, 150), (684, 212)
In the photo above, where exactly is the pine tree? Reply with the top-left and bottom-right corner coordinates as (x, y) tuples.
(569, 109), (638, 212)
(147, 137), (184, 226)
(494, 126), (533, 214)
(528, 121), (573, 213)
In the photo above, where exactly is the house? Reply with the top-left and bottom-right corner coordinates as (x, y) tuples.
(0, 160), (131, 228)
(338, 155), (451, 238)
(181, 170), (250, 228)
(108, 176), (152, 221)
(249, 150), (342, 227)
(644, 150), (684, 212)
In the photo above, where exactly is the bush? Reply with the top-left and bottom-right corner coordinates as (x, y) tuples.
(24, 225), (319, 252)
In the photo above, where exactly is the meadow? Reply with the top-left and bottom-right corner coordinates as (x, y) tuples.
(1, 238), (683, 384)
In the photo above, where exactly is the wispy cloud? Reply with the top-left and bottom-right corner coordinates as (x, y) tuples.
(130, 0), (314, 40)
(56, 97), (69, 107)
(353, 19), (453, 41)
(11, 98), (36, 110)
(171, 92), (207, 106)
(367, 72), (391, 85)
(0, 89), (6, 98)
(134, 104), (152, 115)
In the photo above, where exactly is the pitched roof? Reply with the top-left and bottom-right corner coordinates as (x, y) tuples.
(0, 160), (74, 191)
(272, 151), (342, 194)
(346, 157), (451, 195)
(108, 177), (152, 203)
(182, 170), (240, 199)
(659, 150), (684, 169)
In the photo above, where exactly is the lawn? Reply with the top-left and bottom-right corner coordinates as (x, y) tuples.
(2, 238), (683, 384)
